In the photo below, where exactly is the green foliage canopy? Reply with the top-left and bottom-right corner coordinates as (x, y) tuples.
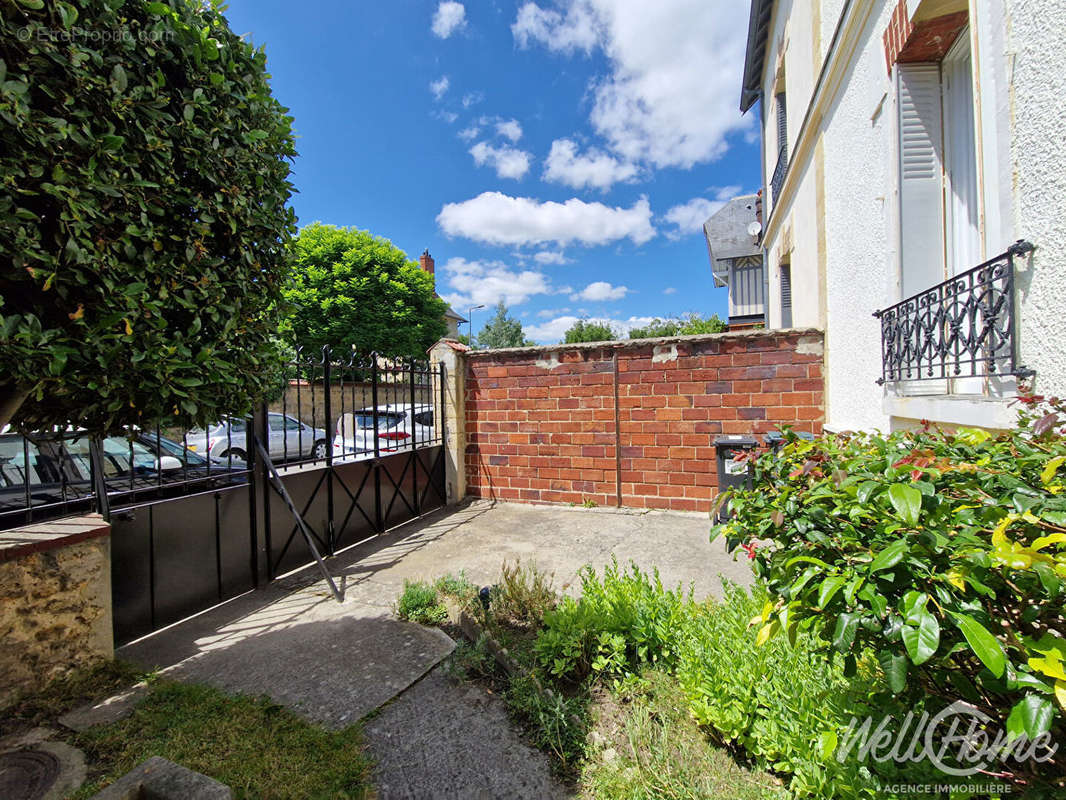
(0, 0), (297, 432)
(477, 301), (532, 349)
(280, 223), (448, 358)
(628, 313), (727, 340)
(562, 319), (616, 344)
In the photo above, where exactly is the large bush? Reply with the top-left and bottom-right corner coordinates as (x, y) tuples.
(280, 223), (447, 358)
(0, 0), (297, 432)
(719, 402), (1066, 765)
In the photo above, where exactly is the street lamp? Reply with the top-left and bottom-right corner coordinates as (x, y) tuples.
(468, 304), (484, 344)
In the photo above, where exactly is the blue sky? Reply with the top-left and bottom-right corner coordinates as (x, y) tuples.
(222, 0), (760, 343)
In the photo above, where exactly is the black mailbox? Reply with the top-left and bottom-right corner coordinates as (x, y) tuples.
(764, 430), (815, 453)
(714, 435), (758, 522)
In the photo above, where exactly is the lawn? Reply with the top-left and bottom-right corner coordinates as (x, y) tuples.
(1, 662), (372, 800)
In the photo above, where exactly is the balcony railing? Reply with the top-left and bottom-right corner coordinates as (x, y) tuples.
(873, 241), (1035, 385)
(770, 144), (788, 207)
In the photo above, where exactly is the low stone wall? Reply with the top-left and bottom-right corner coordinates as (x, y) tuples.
(461, 329), (825, 512)
(0, 516), (113, 708)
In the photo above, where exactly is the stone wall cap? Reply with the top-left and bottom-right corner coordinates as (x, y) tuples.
(463, 327), (824, 358)
(0, 514), (110, 563)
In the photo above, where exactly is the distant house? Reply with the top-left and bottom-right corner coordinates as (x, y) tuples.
(741, 0), (1066, 431)
(703, 194), (766, 329)
(418, 250), (467, 338)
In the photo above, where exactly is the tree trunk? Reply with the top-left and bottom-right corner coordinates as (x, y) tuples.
(0, 387), (28, 431)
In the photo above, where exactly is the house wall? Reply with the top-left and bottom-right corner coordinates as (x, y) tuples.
(1008, 0), (1066, 398)
(756, 0), (1066, 432)
(463, 330), (824, 513)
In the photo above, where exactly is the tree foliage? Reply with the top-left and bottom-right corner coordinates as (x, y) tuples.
(0, 0), (297, 432)
(562, 319), (616, 344)
(628, 313), (727, 340)
(719, 398), (1066, 768)
(477, 301), (532, 349)
(280, 223), (447, 358)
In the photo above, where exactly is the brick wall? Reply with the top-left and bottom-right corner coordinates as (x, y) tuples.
(464, 329), (824, 512)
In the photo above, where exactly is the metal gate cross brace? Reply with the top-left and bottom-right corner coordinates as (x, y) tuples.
(254, 437), (344, 603)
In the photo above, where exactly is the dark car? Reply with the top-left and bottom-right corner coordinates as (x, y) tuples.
(0, 430), (247, 528)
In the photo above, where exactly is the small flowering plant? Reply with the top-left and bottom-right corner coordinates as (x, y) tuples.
(714, 403), (1066, 782)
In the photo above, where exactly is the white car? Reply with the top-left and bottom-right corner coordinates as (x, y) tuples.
(333, 404), (435, 459)
(185, 413), (329, 462)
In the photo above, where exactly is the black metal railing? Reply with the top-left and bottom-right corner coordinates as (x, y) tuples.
(770, 144), (788, 207)
(874, 241), (1035, 385)
(0, 347), (445, 530)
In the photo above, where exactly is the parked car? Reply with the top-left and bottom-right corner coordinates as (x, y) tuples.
(333, 404), (435, 459)
(184, 413), (329, 462)
(0, 429), (245, 522)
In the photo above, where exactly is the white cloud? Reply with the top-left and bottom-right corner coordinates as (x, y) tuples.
(524, 314), (658, 343)
(537, 307), (571, 318)
(512, 1), (751, 169)
(435, 110), (458, 124)
(496, 118), (523, 142)
(429, 75), (450, 100)
(440, 257), (553, 308)
(663, 185), (742, 239)
(570, 281), (628, 302)
(663, 286), (677, 295)
(469, 142), (533, 180)
(438, 191), (656, 247)
(432, 1), (467, 38)
(458, 125), (480, 141)
(532, 250), (570, 265)
(461, 91), (484, 108)
(512, 2), (599, 53)
(542, 138), (637, 191)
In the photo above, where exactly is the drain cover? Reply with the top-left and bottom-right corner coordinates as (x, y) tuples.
(0, 749), (62, 800)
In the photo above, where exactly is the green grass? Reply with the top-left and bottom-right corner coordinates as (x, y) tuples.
(580, 671), (783, 800)
(71, 681), (372, 800)
(0, 659), (147, 737)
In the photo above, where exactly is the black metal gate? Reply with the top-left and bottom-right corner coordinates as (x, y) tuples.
(0, 350), (447, 646)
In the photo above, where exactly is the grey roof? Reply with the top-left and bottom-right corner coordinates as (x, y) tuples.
(703, 195), (762, 286)
(741, 0), (776, 112)
(443, 305), (467, 322)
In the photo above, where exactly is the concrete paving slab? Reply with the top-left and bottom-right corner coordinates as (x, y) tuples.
(364, 664), (569, 800)
(58, 684), (149, 733)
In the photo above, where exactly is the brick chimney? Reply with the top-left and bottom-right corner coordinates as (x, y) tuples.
(419, 249), (435, 288)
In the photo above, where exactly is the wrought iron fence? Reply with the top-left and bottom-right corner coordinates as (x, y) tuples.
(0, 347), (445, 530)
(770, 143), (788, 207)
(873, 241), (1035, 385)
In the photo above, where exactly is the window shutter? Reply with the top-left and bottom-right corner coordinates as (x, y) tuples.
(897, 63), (945, 299)
(779, 264), (793, 328)
(775, 92), (787, 153)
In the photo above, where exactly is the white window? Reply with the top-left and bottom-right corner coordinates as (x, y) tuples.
(896, 27), (980, 297)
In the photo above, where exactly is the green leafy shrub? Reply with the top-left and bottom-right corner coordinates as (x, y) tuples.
(534, 561), (691, 680)
(675, 584), (941, 799)
(1, 0), (297, 432)
(490, 560), (557, 628)
(396, 580), (447, 625)
(434, 571), (478, 604)
(628, 313), (728, 340)
(719, 409), (1066, 760)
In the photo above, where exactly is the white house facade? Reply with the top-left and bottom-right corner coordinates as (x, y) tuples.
(742, 0), (1066, 431)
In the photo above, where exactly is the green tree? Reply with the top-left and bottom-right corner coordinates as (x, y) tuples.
(628, 313), (727, 339)
(0, 0), (297, 432)
(477, 302), (532, 349)
(280, 223), (447, 358)
(563, 319), (616, 344)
